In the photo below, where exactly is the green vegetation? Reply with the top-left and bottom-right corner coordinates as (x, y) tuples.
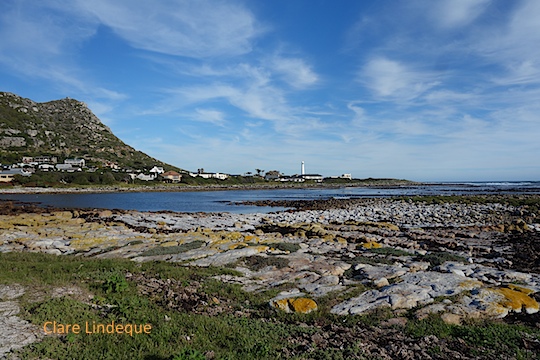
(0, 92), (181, 172)
(405, 315), (539, 358)
(273, 242), (301, 253)
(367, 247), (414, 257)
(1, 252), (538, 359)
(235, 255), (290, 271)
(139, 241), (205, 257)
(418, 251), (467, 267)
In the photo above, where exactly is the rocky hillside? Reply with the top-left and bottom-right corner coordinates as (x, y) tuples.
(0, 91), (182, 171)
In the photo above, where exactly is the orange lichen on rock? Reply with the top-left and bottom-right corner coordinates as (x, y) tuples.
(495, 287), (539, 314)
(271, 297), (318, 314)
(289, 298), (318, 314)
(362, 241), (383, 249)
(272, 299), (291, 312)
(506, 284), (535, 295)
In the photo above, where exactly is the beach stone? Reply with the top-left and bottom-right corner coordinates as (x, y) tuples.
(0, 285), (25, 300)
(269, 296), (318, 314)
(189, 246), (269, 267)
(354, 263), (408, 281)
(441, 313), (462, 325)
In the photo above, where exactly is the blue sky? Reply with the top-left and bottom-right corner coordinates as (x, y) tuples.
(1, 0), (539, 181)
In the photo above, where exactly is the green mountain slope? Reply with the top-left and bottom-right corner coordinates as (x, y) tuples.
(0, 92), (182, 171)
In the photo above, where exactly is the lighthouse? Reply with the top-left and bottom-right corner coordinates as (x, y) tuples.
(301, 161), (305, 176)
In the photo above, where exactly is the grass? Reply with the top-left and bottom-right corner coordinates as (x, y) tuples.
(138, 241), (205, 257)
(418, 251), (467, 267)
(405, 315), (540, 358)
(1, 251), (539, 359)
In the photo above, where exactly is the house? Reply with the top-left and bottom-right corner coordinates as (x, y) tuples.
(160, 171), (182, 183)
(189, 172), (229, 180)
(264, 170), (281, 181)
(38, 164), (55, 172)
(34, 156), (58, 164)
(302, 174), (324, 182)
(149, 166), (165, 175)
(64, 158), (85, 167)
(136, 173), (155, 181)
(56, 164), (81, 172)
(0, 169), (32, 182)
(340, 174), (352, 180)
(279, 175), (305, 183)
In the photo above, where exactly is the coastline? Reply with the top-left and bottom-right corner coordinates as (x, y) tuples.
(0, 180), (418, 195)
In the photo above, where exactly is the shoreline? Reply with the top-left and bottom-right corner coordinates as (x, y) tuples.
(0, 181), (419, 195)
(1, 179), (538, 195)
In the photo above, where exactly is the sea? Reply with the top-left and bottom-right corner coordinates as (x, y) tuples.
(0, 181), (538, 214)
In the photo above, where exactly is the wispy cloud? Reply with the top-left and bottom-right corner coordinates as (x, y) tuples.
(74, 0), (263, 58)
(428, 0), (491, 29)
(359, 57), (440, 100)
(190, 108), (227, 126)
(269, 56), (318, 89)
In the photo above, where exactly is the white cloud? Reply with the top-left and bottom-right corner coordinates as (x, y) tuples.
(270, 56), (318, 88)
(359, 57), (439, 100)
(430, 0), (491, 28)
(191, 108), (226, 126)
(74, 0), (262, 58)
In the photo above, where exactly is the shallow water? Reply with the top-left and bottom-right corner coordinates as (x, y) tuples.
(0, 182), (538, 214)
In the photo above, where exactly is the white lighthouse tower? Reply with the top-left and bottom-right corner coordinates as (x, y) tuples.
(301, 161), (305, 176)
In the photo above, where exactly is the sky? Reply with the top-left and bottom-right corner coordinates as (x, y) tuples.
(0, 0), (539, 181)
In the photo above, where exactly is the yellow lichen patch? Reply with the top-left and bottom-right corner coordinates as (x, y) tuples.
(322, 234), (335, 241)
(159, 241), (178, 247)
(273, 299), (290, 312)
(362, 241), (383, 249)
(70, 237), (118, 250)
(223, 231), (243, 242)
(289, 298), (318, 314)
(244, 235), (257, 242)
(228, 243), (247, 250)
(506, 284), (535, 295)
(253, 245), (269, 253)
(459, 280), (483, 289)
(495, 287), (539, 314)
(336, 237), (348, 245)
(271, 297), (318, 314)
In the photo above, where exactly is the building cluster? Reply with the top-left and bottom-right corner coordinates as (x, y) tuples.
(263, 161), (351, 183)
(0, 157), (351, 185)
(0, 156), (184, 183)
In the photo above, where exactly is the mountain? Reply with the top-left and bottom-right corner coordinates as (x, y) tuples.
(0, 92), (182, 172)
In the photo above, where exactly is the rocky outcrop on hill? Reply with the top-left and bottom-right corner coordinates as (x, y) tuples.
(0, 91), (180, 170)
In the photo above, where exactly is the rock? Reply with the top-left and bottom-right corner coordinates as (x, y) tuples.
(374, 277), (390, 288)
(441, 313), (462, 325)
(270, 297), (318, 314)
(495, 287), (539, 314)
(361, 241), (383, 249)
(98, 210), (113, 218)
(0, 285), (25, 300)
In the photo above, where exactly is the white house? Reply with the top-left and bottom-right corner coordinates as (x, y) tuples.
(64, 158), (85, 167)
(38, 164), (56, 172)
(149, 166), (164, 175)
(189, 172), (229, 180)
(302, 174), (324, 182)
(0, 169), (32, 182)
(136, 173), (155, 181)
(56, 164), (81, 172)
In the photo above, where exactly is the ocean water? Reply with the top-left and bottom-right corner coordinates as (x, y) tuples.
(0, 182), (538, 214)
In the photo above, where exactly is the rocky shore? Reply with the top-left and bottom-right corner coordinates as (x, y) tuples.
(1, 196), (540, 358)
